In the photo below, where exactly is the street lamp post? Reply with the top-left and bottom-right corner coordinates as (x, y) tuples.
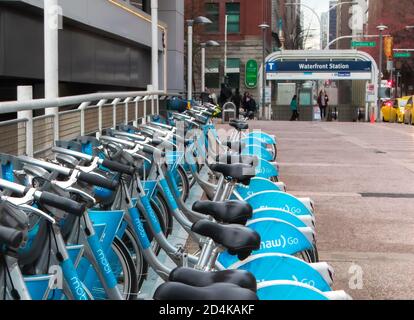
(201, 40), (220, 93)
(377, 24), (388, 122)
(259, 23), (270, 119)
(186, 16), (212, 101)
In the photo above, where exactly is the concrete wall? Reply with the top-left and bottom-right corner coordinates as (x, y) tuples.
(0, 0), (185, 96)
(19, 0), (164, 49)
(0, 5), (151, 89)
(159, 0), (185, 92)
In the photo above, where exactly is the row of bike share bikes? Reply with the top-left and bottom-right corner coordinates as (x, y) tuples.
(0, 102), (351, 300)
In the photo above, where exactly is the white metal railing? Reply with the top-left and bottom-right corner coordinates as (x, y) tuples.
(0, 118), (28, 156)
(0, 90), (181, 157)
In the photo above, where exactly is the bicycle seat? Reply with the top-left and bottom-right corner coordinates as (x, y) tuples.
(192, 219), (260, 260)
(169, 267), (257, 292)
(153, 282), (258, 300)
(216, 152), (257, 165)
(209, 163), (255, 185)
(192, 200), (253, 225)
(229, 121), (249, 131)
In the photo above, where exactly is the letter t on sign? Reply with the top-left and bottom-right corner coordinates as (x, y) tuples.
(267, 62), (275, 72)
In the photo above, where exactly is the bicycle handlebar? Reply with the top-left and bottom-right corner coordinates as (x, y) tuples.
(77, 172), (118, 190)
(38, 191), (85, 217)
(0, 225), (24, 248)
(101, 159), (135, 176)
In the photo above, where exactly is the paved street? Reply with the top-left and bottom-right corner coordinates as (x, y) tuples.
(248, 120), (414, 300)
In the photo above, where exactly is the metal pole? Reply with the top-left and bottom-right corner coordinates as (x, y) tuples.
(262, 28), (266, 119)
(187, 21), (193, 101)
(44, 0), (59, 141)
(377, 30), (383, 122)
(224, 15), (228, 82)
(201, 44), (206, 92)
(17, 86), (33, 157)
(151, 0), (159, 91)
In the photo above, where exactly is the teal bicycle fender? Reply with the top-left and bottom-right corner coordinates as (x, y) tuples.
(245, 132), (276, 145)
(217, 218), (314, 268)
(251, 208), (309, 228)
(241, 144), (273, 161)
(257, 280), (330, 300)
(245, 191), (314, 216)
(230, 253), (332, 292)
(234, 177), (282, 199)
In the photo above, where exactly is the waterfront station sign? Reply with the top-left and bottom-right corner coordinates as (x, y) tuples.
(266, 60), (372, 80)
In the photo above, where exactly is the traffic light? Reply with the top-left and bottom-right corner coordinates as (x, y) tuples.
(384, 36), (394, 60)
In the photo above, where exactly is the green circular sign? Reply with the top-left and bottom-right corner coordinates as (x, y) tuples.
(245, 59), (258, 89)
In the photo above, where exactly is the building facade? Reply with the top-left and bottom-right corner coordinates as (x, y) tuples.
(0, 0), (185, 101)
(184, 0), (273, 98)
(328, 0), (338, 49)
(335, 0), (414, 96)
(184, 0), (301, 98)
(362, 0), (414, 96)
(321, 12), (329, 49)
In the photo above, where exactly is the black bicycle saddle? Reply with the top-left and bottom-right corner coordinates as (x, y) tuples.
(153, 282), (258, 300)
(192, 200), (253, 225)
(169, 267), (257, 292)
(209, 163), (255, 185)
(192, 219), (260, 261)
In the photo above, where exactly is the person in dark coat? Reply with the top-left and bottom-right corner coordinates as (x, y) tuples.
(290, 95), (299, 121)
(231, 88), (242, 118)
(245, 93), (257, 119)
(317, 90), (329, 120)
(218, 83), (232, 107)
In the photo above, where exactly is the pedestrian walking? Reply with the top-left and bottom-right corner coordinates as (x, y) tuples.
(231, 88), (242, 118)
(318, 90), (329, 120)
(290, 95), (299, 121)
(218, 83), (232, 107)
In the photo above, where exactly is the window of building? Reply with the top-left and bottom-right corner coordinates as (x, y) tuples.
(205, 3), (220, 33)
(206, 59), (220, 89)
(226, 3), (240, 33)
(226, 58), (240, 89)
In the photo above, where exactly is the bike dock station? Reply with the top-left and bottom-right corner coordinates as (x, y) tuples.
(1, 0), (413, 306)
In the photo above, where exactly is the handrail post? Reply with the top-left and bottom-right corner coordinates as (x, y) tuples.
(44, 0), (60, 142)
(97, 99), (107, 137)
(124, 97), (132, 124)
(134, 97), (140, 126)
(143, 96), (148, 124)
(112, 98), (121, 128)
(78, 102), (90, 136)
(17, 86), (33, 156)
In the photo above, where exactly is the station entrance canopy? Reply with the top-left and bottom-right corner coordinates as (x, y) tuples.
(266, 60), (372, 80)
(258, 49), (380, 121)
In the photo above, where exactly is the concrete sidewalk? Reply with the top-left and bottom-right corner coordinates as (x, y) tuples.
(248, 121), (414, 300)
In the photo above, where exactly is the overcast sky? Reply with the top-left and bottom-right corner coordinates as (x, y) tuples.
(301, 0), (330, 49)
